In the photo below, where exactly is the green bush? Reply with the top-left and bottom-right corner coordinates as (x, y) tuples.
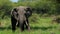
(29, 13), (40, 23)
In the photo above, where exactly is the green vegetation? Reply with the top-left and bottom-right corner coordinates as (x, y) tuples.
(0, 0), (60, 34)
(0, 16), (60, 34)
(0, 0), (60, 18)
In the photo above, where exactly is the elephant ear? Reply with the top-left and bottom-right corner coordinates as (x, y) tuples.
(25, 7), (32, 18)
(11, 8), (18, 20)
(13, 8), (17, 12)
(11, 8), (17, 16)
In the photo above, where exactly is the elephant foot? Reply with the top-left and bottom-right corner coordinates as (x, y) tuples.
(12, 28), (16, 32)
(27, 27), (30, 31)
(12, 30), (15, 32)
(25, 25), (30, 31)
(12, 26), (16, 32)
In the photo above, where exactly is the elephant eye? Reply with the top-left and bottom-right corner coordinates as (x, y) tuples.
(14, 8), (17, 12)
(16, 13), (18, 17)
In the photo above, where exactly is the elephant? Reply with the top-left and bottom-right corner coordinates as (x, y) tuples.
(11, 6), (32, 31)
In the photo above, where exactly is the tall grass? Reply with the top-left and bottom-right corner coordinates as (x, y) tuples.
(0, 16), (60, 34)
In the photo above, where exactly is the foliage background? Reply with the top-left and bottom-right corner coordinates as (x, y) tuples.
(0, 0), (60, 34)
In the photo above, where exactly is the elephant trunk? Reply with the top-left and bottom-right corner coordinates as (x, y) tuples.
(18, 15), (25, 31)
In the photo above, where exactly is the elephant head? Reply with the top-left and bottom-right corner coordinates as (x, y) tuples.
(11, 6), (32, 19)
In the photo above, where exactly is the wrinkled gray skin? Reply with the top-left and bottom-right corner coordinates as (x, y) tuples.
(11, 6), (32, 31)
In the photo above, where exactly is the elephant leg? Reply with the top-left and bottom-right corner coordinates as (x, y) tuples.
(24, 21), (28, 29)
(11, 16), (17, 31)
(24, 19), (30, 31)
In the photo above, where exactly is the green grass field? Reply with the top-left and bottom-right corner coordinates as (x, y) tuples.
(0, 17), (60, 34)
